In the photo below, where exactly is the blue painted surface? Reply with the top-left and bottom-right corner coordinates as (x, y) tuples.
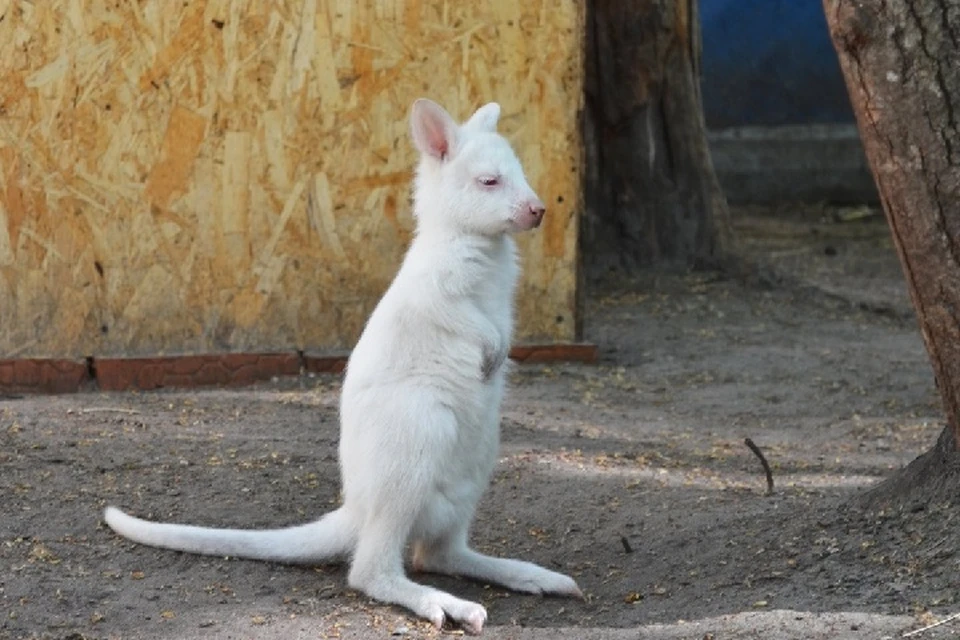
(700, 0), (855, 128)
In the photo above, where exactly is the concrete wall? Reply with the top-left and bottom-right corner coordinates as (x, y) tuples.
(708, 125), (878, 205)
(700, 0), (877, 204)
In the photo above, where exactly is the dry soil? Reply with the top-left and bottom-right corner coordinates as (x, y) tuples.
(2, 206), (958, 640)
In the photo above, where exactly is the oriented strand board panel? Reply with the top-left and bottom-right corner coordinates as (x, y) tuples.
(0, 1), (583, 358)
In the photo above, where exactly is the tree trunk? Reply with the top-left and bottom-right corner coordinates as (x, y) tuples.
(582, 0), (732, 274)
(824, 0), (960, 504)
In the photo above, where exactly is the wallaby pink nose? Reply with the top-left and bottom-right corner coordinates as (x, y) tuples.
(528, 200), (546, 227)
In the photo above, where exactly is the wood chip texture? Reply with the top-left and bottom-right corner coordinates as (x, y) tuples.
(0, 1), (584, 358)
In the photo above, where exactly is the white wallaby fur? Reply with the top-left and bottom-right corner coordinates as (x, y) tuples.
(103, 98), (582, 634)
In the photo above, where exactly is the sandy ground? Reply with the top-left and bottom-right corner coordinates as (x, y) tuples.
(2, 206), (958, 640)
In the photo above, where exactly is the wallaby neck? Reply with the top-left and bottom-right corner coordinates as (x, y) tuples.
(412, 225), (514, 255)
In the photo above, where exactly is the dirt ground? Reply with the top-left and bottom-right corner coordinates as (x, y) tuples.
(3, 206), (959, 640)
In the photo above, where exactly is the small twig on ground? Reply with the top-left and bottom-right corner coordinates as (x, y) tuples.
(620, 535), (633, 554)
(78, 407), (140, 415)
(902, 611), (960, 637)
(744, 437), (774, 495)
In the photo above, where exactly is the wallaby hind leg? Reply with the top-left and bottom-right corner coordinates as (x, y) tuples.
(412, 527), (582, 599)
(347, 518), (487, 634)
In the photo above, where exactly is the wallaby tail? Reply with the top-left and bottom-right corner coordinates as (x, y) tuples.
(103, 505), (356, 565)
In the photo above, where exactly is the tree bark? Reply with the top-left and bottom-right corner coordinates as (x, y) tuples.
(824, 0), (960, 503)
(582, 0), (732, 274)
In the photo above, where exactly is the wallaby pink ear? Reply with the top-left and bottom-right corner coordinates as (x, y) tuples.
(410, 99), (459, 160)
(464, 102), (501, 132)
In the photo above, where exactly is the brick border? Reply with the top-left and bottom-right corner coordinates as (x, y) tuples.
(509, 343), (598, 364)
(94, 353), (302, 391)
(0, 358), (92, 394)
(0, 344), (597, 395)
(302, 353), (348, 375)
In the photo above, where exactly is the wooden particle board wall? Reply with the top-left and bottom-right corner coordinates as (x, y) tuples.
(0, 0), (584, 360)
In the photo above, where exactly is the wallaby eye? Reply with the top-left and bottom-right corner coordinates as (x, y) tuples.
(477, 175), (500, 187)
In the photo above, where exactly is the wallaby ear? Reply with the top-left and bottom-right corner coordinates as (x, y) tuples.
(465, 102), (501, 132)
(410, 99), (459, 160)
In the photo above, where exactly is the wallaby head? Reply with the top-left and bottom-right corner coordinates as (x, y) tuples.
(409, 98), (546, 236)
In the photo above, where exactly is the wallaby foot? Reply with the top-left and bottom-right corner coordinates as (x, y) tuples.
(348, 525), (487, 633)
(413, 537), (582, 599)
(351, 572), (487, 634)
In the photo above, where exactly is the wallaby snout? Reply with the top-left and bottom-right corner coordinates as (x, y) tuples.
(516, 196), (546, 230)
(526, 198), (546, 228)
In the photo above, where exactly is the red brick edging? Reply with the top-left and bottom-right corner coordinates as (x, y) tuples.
(0, 344), (598, 395)
(94, 353), (302, 391)
(0, 359), (91, 394)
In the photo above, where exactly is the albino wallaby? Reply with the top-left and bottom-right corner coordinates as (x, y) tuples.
(104, 98), (581, 634)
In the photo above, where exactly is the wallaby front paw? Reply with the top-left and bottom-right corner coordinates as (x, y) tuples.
(480, 341), (507, 381)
